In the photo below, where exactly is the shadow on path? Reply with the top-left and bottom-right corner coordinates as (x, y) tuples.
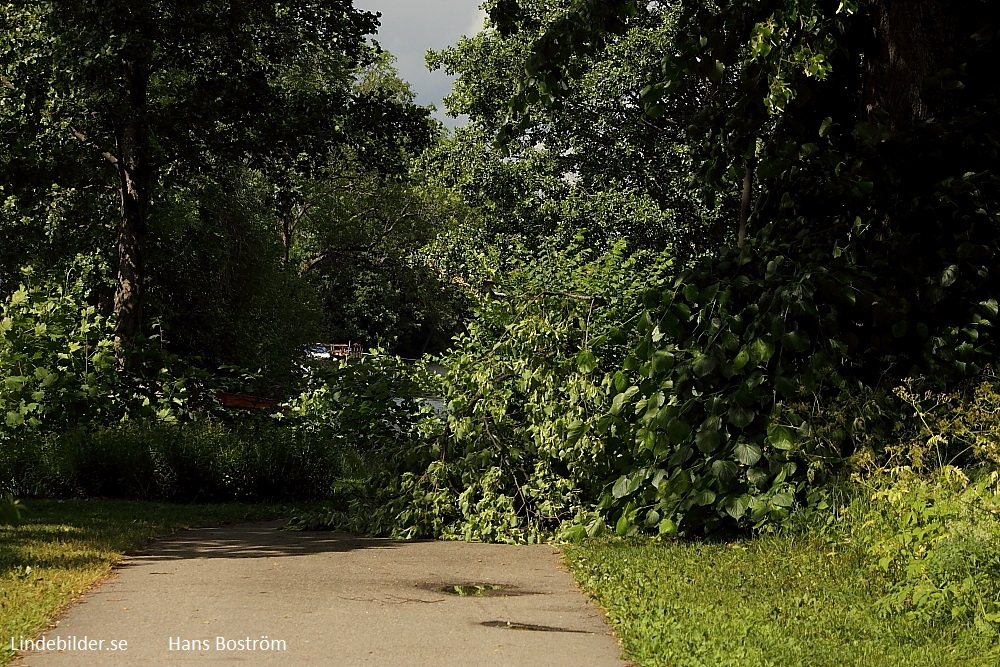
(124, 520), (408, 562)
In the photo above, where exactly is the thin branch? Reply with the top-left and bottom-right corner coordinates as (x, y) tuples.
(69, 126), (119, 166)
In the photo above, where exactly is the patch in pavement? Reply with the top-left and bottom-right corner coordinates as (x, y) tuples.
(422, 582), (543, 597)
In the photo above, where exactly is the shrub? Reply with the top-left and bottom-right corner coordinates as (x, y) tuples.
(0, 421), (341, 502)
(0, 267), (116, 431)
(290, 243), (672, 542)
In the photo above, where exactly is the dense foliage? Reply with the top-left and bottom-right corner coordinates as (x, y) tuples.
(2, 0), (1000, 645)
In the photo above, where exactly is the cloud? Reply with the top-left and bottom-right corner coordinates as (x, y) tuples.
(467, 9), (488, 36)
(357, 1), (485, 127)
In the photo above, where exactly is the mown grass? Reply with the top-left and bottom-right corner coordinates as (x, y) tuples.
(564, 533), (1000, 667)
(0, 499), (313, 666)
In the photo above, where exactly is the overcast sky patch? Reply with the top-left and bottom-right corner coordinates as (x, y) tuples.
(356, 1), (486, 128)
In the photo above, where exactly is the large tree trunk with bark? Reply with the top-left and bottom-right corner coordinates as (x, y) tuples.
(862, 0), (959, 128)
(112, 62), (152, 352)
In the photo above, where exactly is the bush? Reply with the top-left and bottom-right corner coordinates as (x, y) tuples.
(290, 243), (673, 542)
(865, 468), (1000, 630)
(0, 267), (116, 430)
(0, 421), (340, 502)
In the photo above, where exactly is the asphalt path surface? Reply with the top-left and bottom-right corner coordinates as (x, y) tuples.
(14, 521), (626, 666)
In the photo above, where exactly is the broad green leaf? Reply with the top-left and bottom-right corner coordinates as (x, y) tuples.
(727, 404), (754, 428)
(695, 426), (722, 453)
(612, 473), (643, 499)
(668, 446), (693, 466)
(780, 330), (810, 353)
(941, 264), (959, 287)
(566, 419), (586, 444)
(771, 492), (795, 508)
(750, 337), (774, 364)
(658, 517), (678, 536)
(615, 512), (632, 537)
(651, 350), (674, 374)
(725, 495), (751, 519)
(666, 417), (690, 444)
(732, 348), (750, 372)
(693, 354), (717, 377)
(693, 489), (717, 506)
(774, 376), (797, 398)
(747, 468), (770, 486)
(734, 441), (762, 466)
(4, 376), (27, 390)
(712, 460), (739, 481)
(610, 392), (626, 416)
(767, 424), (796, 450)
(576, 349), (597, 373)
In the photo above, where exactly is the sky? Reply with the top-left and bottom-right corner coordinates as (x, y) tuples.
(355, 1), (487, 128)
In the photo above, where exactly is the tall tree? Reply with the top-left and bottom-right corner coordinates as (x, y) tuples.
(0, 0), (381, 350)
(428, 0), (727, 260)
(484, 0), (1000, 533)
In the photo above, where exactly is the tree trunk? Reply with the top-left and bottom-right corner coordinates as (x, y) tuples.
(738, 156), (756, 249)
(113, 62), (152, 352)
(862, 0), (958, 128)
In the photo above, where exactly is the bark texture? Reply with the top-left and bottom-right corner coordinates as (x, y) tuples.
(113, 61), (152, 350)
(863, 0), (959, 128)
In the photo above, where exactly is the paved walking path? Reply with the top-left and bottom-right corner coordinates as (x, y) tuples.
(14, 522), (626, 666)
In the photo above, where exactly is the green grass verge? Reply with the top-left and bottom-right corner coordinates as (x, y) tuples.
(564, 534), (1000, 667)
(0, 499), (313, 666)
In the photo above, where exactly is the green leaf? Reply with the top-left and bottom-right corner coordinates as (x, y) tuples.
(767, 424), (796, 450)
(780, 330), (810, 353)
(747, 468), (770, 486)
(566, 420), (586, 444)
(732, 348), (750, 372)
(771, 492), (795, 508)
(612, 473), (643, 499)
(725, 495), (751, 520)
(750, 338), (774, 364)
(4, 376), (28, 390)
(693, 354), (718, 377)
(666, 417), (690, 444)
(616, 512), (634, 536)
(668, 446), (694, 466)
(712, 460), (739, 481)
(576, 349), (597, 373)
(695, 425), (722, 453)
(651, 350), (674, 374)
(693, 489), (717, 506)
(727, 404), (754, 429)
(941, 264), (959, 288)
(734, 442), (762, 466)
(774, 376), (797, 398)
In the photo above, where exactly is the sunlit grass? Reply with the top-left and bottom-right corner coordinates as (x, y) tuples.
(565, 533), (1000, 667)
(0, 499), (311, 666)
